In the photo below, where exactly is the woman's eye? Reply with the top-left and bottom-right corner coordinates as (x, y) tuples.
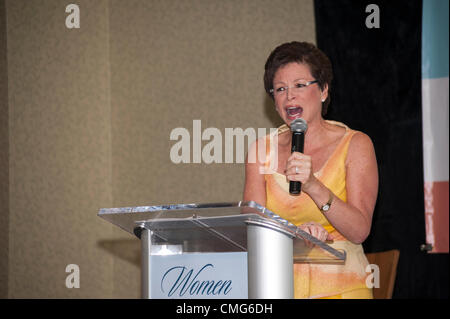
(276, 87), (285, 92)
(295, 83), (306, 88)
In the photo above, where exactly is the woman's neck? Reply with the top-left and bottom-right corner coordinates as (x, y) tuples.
(304, 118), (330, 151)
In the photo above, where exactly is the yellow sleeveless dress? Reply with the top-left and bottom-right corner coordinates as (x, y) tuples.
(264, 120), (373, 299)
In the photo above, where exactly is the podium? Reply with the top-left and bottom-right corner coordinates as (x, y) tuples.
(98, 201), (346, 299)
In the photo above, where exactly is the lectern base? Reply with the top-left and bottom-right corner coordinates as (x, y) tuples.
(247, 223), (294, 299)
(141, 228), (153, 299)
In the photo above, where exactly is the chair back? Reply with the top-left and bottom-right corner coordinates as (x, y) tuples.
(365, 249), (400, 299)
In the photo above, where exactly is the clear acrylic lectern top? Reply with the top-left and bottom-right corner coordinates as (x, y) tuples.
(98, 201), (346, 264)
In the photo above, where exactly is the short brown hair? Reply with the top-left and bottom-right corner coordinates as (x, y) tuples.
(264, 41), (333, 116)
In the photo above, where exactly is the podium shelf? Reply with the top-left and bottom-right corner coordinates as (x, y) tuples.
(99, 201), (346, 263)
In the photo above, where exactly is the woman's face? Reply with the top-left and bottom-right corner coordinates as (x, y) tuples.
(272, 62), (327, 126)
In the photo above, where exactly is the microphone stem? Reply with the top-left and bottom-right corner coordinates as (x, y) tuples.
(289, 131), (304, 195)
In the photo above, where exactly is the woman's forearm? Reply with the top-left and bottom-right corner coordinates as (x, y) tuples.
(303, 178), (371, 244)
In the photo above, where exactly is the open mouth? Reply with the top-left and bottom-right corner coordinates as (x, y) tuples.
(286, 106), (303, 119)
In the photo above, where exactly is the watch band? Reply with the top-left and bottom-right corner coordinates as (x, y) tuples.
(320, 191), (334, 213)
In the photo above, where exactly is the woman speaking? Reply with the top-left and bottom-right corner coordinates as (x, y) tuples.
(244, 42), (379, 299)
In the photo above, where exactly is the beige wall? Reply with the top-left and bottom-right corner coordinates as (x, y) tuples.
(6, 0), (114, 298)
(2, 0), (315, 298)
(0, 0), (9, 299)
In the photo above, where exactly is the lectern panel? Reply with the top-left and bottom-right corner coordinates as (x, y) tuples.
(99, 201), (346, 263)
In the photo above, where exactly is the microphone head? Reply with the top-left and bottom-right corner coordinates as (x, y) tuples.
(290, 118), (308, 133)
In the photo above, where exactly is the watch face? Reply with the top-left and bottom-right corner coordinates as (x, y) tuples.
(322, 204), (330, 211)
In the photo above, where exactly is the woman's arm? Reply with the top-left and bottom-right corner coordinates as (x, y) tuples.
(287, 132), (379, 244)
(243, 138), (267, 207)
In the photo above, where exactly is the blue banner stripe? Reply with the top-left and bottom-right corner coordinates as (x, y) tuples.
(422, 0), (449, 79)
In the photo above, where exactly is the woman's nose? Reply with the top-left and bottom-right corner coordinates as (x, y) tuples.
(287, 87), (296, 100)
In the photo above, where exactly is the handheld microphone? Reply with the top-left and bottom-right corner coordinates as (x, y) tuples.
(289, 118), (308, 195)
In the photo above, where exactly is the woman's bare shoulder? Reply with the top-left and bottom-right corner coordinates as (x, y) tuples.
(346, 130), (377, 165)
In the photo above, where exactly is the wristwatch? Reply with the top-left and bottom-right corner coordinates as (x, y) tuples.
(320, 191), (334, 213)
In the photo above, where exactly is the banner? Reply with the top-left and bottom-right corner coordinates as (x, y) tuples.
(150, 252), (248, 298)
(421, 0), (449, 253)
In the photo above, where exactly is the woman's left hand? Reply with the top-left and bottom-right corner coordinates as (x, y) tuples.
(285, 151), (317, 192)
(298, 222), (333, 248)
